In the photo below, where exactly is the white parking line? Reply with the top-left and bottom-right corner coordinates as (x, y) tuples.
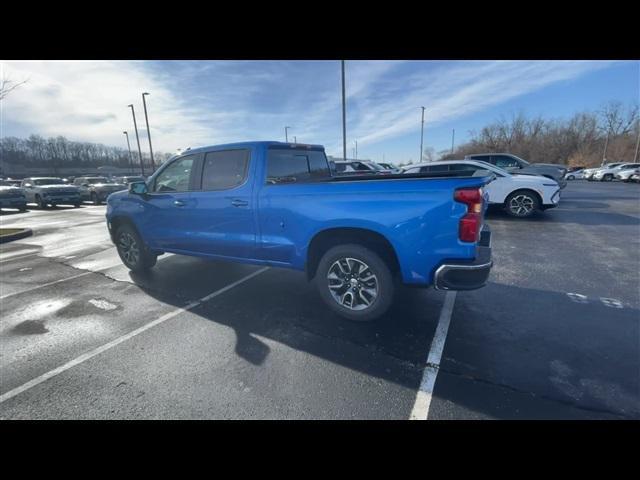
(0, 267), (268, 405)
(409, 291), (457, 420)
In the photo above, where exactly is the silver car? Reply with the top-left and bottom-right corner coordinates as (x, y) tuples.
(73, 176), (127, 205)
(20, 177), (82, 209)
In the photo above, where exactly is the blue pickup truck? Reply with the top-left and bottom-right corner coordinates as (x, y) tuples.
(106, 141), (493, 321)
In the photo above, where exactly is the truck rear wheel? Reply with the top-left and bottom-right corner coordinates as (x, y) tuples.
(115, 224), (157, 273)
(315, 244), (394, 322)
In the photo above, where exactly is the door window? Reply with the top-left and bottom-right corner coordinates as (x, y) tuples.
(201, 149), (250, 190)
(153, 155), (195, 192)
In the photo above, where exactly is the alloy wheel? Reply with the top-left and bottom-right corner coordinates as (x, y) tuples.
(327, 257), (378, 310)
(509, 194), (534, 216)
(118, 232), (140, 266)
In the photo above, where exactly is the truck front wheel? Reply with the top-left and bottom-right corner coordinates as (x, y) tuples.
(315, 244), (394, 322)
(115, 224), (157, 273)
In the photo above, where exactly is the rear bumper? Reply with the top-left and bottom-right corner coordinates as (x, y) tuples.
(434, 228), (493, 291)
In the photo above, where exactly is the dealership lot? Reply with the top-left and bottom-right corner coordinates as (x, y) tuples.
(0, 181), (638, 419)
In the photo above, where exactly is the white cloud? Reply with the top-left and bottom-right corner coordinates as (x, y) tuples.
(0, 60), (621, 160)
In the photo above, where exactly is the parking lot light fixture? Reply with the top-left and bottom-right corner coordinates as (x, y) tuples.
(420, 106), (426, 162)
(285, 126), (291, 143)
(142, 92), (155, 173)
(123, 131), (134, 175)
(128, 104), (145, 176)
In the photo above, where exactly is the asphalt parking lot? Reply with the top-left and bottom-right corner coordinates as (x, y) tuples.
(1, 181), (638, 420)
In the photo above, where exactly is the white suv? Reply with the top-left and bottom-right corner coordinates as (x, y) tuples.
(403, 160), (561, 218)
(593, 163), (640, 181)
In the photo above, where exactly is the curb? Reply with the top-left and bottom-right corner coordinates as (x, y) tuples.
(0, 228), (33, 244)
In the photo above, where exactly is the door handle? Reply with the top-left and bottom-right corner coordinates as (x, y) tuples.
(174, 200), (186, 207)
(231, 199), (249, 207)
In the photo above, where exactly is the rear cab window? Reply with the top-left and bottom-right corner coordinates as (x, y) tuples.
(266, 148), (330, 184)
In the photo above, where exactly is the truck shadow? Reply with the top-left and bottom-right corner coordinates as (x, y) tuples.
(127, 254), (445, 392)
(124, 255), (640, 419)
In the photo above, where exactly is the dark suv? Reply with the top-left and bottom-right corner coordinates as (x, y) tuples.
(464, 153), (567, 188)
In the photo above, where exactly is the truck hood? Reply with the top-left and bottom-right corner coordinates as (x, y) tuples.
(36, 184), (79, 191)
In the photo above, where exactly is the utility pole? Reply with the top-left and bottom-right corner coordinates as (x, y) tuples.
(634, 122), (640, 163)
(123, 131), (133, 175)
(420, 106), (426, 162)
(602, 131), (609, 166)
(341, 60), (347, 161)
(451, 128), (455, 154)
(285, 126), (291, 143)
(128, 104), (145, 176)
(142, 92), (155, 173)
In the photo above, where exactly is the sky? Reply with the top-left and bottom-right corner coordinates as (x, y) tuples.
(1, 60), (638, 165)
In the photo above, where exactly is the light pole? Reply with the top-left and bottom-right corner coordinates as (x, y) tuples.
(142, 92), (155, 173)
(451, 128), (455, 154)
(602, 131), (609, 166)
(285, 126), (291, 143)
(354, 140), (358, 160)
(294, 136), (297, 143)
(128, 104), (145, 176)
(341, 60), (347, 161)
(420, 106), (426, 162)
(123, 131), (133, 175)
(634, 122), (640, 163)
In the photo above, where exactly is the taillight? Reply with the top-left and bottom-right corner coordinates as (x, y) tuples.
(454, 187), (484, 243)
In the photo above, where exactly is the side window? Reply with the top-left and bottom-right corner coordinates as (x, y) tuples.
(421, 165), (449, 173)
(494, 155), (519, 168)
(266, 149), (330, 184)
(351, 162), (371, 171)
(449, 163), (476, 172)
(201, 149), (250, 191)
(153, 155), (195, 192)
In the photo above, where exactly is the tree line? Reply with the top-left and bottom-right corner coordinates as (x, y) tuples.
(439, 101), (639, 167)
(0, 134), (173, 173)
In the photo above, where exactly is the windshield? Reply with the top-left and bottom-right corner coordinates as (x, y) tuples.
(34, 178), (64, 185)
(86, 177), (109, 184)
(363, 162), (384, 171)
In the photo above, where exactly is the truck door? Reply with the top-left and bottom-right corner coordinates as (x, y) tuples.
(142, 154), (200, 251)
(186, 148), (257, 259)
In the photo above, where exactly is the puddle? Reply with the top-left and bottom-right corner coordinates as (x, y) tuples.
(12, 320), (49, 335)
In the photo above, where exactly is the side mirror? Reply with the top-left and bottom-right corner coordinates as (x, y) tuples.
(129, 181), (148, 195)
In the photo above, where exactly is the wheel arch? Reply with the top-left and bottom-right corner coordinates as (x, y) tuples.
(305, 227), (401, 281)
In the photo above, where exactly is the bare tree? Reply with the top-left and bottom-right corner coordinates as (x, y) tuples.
(0, 78), (28, 101)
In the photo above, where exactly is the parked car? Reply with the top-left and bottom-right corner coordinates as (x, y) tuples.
(404, 160), (561, 218)
(106, 141), (494, 322)
(0, 181), (28, 211)
(332, 160), (392, 176)
(378, 162), (403, 174)
(565, 169), (585, 180)
(73, 176), (127, 205)
(583, 162), (625, 181)
(113, 176), (146, 185)
(463, 153), (568, 188)
(20, 177), (81, 208)
(594, 163), (640, 181)
(616, 166), (640, 182)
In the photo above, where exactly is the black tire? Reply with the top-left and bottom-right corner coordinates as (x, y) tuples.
(35, 195), (47, 209)
(315, 244), (394, 322)
(115, 224), (157, 273)
(91, 192), (101, 205)
(74, 203), (81, 208)
(603, 174), (613, 182)
(504, 190), (540, 218)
